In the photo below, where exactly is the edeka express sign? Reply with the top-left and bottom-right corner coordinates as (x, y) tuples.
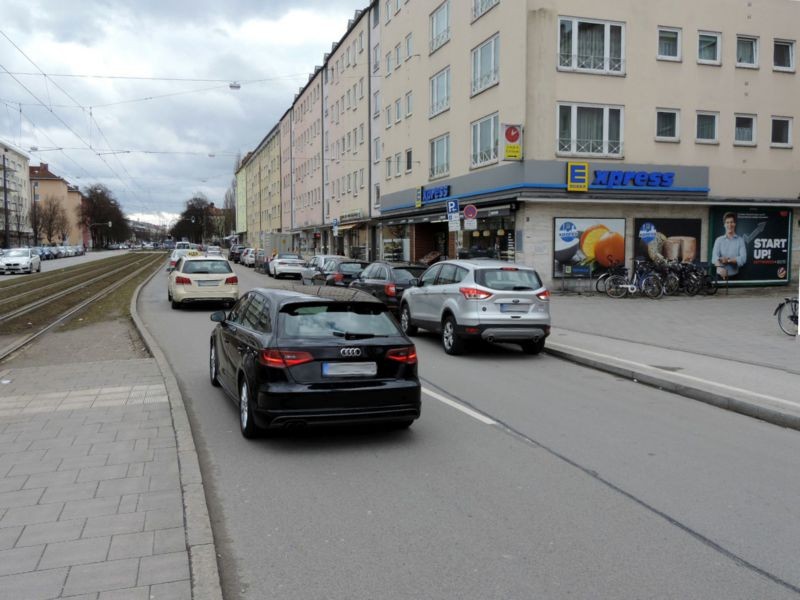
(566, 162), (675, 191)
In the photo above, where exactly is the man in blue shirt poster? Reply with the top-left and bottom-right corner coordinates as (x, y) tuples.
(712, 212), (747, 280)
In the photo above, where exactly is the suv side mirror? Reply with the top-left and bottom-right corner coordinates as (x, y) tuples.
(210, 311), (226, 323)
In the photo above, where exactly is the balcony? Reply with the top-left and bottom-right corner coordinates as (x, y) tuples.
(429, 28), (450, 54)
(471, 146), (498, 167)
(472, 0), (499, 20)
(558, 138), (623, 157)
(429, 163), (450, 179)
(471, 69), (498, 95)
(429, 98), (450, 118)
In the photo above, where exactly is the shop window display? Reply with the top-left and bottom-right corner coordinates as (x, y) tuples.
(458, 217), (515, 261)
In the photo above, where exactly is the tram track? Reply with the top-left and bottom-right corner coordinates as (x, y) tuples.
(0, 253), (166, 363)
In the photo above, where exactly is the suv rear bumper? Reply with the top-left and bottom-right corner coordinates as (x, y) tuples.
(456, 323), (550, 343)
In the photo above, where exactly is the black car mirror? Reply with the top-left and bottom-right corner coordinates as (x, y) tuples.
(210, 311), (226, 323)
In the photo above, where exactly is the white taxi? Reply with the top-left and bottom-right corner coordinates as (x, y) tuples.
(167, 252), (239, 309)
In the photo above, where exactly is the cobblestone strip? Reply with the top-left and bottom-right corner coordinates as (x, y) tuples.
(130, 269), (224, 600)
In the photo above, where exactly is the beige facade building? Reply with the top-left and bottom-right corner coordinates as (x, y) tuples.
(324, 9), (372, 258)
(240, 125), (282, 249)
(280, 109), (293, 242)
(1, 143), (32, 246)
(29, 163), (86, 246)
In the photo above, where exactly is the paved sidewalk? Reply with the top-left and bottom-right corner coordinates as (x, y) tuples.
(548, 289), (800, 431)
(0, 360), (191, 600)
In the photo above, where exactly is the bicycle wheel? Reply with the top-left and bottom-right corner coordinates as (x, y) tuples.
(704, 273), (719, 296)
(684, 274), (701, 297)
(663, 273), (680, 296)
(605, 275), (628, 299)
(777, 299), (799, 336)
(642, 274), (663, 299)
(595, 273), (609, 294)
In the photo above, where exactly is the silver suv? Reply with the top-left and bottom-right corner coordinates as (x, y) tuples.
(399, 259), (550, 355)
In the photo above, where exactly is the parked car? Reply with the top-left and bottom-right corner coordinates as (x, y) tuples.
(208, 285), (421, 438)
(167, 253), (239, 309)
(241, 248), (257, 267)
(350, 261), (428, 316)
(269, 253), (307, 279)
(228, 245), (243, 263)
(307, 257), (368, 287)
(300, 254), (346, 284)
(399, 259), (551, 356)
(0, 247), (41, 274)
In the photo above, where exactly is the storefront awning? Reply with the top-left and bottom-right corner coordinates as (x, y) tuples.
(336, 223), (358, 232)
(382, 203), (515, 226)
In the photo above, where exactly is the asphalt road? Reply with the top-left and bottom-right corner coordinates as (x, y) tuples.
(138, 261), (800, 600)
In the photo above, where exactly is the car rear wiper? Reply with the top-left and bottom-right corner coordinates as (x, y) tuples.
(332, 330), (376, 340)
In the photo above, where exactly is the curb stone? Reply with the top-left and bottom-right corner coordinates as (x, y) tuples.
(130, 263), (224, 600)
(545, 342), (800, 432)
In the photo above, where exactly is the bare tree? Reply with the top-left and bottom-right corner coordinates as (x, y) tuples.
(40, 196), (68, 244)
(13, 209), (28, 246)
(30, 201), (43, 245)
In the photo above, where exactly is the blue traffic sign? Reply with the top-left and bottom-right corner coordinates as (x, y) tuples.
(446, 199), (460, 215)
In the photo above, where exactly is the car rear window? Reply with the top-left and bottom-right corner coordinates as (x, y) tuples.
(278, 303), (401, 338)
(475, 268), (542, 291)
(393, 267), (426, 283)
(182, 260), (232, 274)
(278, 253), (302, 260)
(339, 262), (365, 274)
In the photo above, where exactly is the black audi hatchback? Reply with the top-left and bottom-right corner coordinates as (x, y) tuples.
(209, 285), (421, 438)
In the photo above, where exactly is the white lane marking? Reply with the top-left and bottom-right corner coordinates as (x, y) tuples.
(551, 343), (800, 411)
(422, 387), (497, 425)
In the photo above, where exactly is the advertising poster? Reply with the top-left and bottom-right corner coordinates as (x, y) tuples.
(708, 207), (792, 285)
(634, 219), (702, 264)
(553, 218), (625, 278)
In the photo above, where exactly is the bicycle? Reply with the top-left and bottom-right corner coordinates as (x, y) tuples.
(605, 260), (663, 299)
(774, 296), (798, 336)
(594, 262), (627, 294)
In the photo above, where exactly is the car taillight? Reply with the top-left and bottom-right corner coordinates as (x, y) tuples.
(537, 289), (551, 301)
(169, 260), (176, 267)
(225, 276), (238, 285)
(459, 287), (493, 300)
(175, 276), (191, 285)
(259, 349), (315, 368)
(384, 283), (396, 297)
(333, 272), (344, 282)
(386, 346), (417, 365)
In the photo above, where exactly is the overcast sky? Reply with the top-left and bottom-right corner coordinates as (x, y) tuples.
(0, 0), (366, 226)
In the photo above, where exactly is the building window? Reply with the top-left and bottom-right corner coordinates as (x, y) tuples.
(736, 35), (758, 68)
(406, 149), (413, 172)
(698, 31), (721, 65)
(386, 51), (393, 73)
(358, 31), (364, 53)
(405, 33), (414, 60)
(734, 114), (756, 146)
(558, 103), (623, 156)
(430, 133), (450, 178)
(373, 3), (380, 27)
(472, 0), (499, 20)
(395, 153), (402, 176)
(386, 158), (392, 179)
(395, 44), (402, 69)
(559, 17), (624, 73)
(430, 67), (450, 117)
(372, 43), (380, 72)
(385, 0), (391, 23)
(430, 1), (450, 53)
(656, 109), (680, 141)
(405, 91), (413, 117)
(359, 124), (365, 144)
(386, 106), (392, 128)
(471, 112), (499, 166)
(373, 91), (381, 117)
(771, 117), (792, 147)
(374, 136), (381, 162)
(774, 39), (795, 71)
(395, 98), (402, 122)
(696, 112), (718, 143)
(472, 34), (499, 95)
(657, 27), (681, 61)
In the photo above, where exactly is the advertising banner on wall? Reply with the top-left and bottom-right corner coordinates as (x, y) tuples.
(553, 218), (625, 278)
(633, 219), (702, 264)
(708, 207), (792, 285)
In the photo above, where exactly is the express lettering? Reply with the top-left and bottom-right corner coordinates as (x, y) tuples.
(422, 185), (450, 202)
(753, 238), (788, 260)
(593, 171), (675, 188)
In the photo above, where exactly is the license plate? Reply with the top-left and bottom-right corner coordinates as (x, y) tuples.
(322, 362), (377, 376)
(197, 280), (220, 287)
(500, 304), (529, 313)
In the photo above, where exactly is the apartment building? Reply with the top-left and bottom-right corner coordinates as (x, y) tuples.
(291, 69), (325, 254)
(29, 162), (85, 245)
(1, 143), (32, 246)
(322, 9), (373, 258)
(240, 123), (282, 248)
(374, 0), (798, 287)
(280, 109), (293, 238)
(235, 156), (248, 243)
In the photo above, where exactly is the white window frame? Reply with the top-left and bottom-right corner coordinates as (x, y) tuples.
(430, 133), (450, 179)
(698, 31), (722, 65)
(405, 91), (413, 117)
(471, 34), (500, 95)
(470, 112), (500, 167)
(394, 98), (402, 123)
(657, 26), (682, 62)
(395, 44), (402, 70)
(557, 102), (624, 157)
(386, 158), (392, 179)
(558, 16), (626, 75)
(395, 153), (402, 177)
(429, 67), (450, 117)
(773, 39), (796, 72)
(736, 35), (759, 69)
(430, 1), (450, 54)
(373, 91), (381, 118)
(472, 0), (499, 21)
(373, 137), (381, 162)
(405, 148), (413, 172)
(386, 51), (393, 74)
(770, 116), (793, 148)
(655, 108), (680, 142)
(734, 113), (757, 146)
(385, 105), (392, 128)
(405, 33), (414, 60)
(695, 111), (719, 144)
(372, 44), (381, 73)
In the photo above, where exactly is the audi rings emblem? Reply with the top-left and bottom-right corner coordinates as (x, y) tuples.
(340, 347), (362, 357)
